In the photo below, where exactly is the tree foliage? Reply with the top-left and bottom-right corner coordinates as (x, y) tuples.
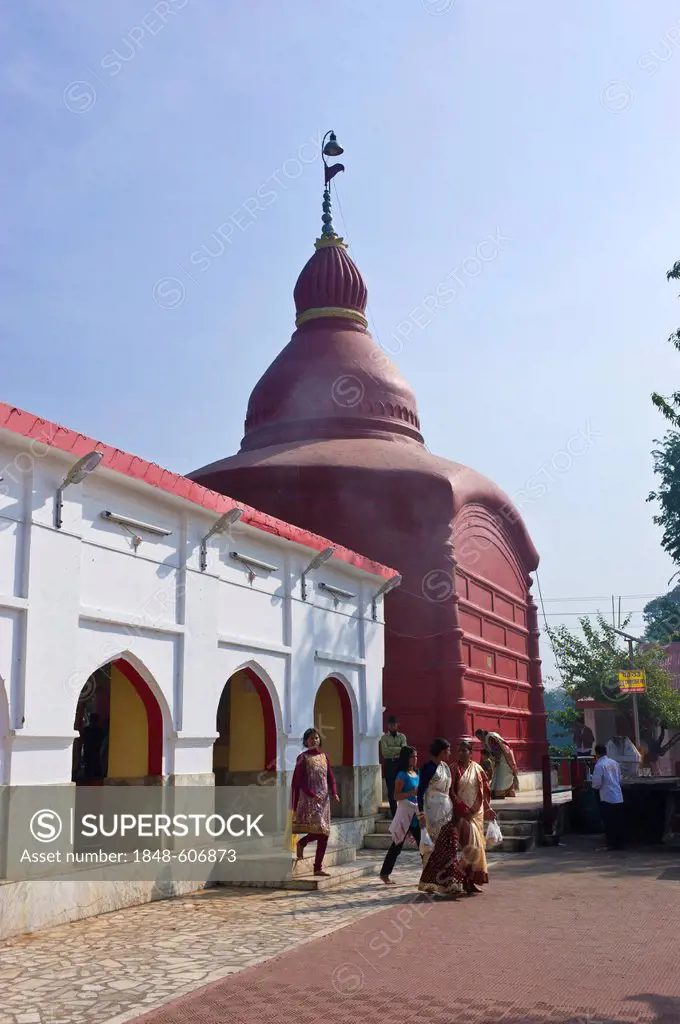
(547, 613), (680, 759)
(543, 685), (577, 751)
(649, 260), (680, 566)
(643, 586), (680, 643)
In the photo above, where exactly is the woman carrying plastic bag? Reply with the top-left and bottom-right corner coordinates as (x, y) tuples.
(485, 818), (503, 849)
(419, 826), (434, 867)
(453, 738), (497, 894)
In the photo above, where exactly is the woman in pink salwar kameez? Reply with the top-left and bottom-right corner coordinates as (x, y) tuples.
(291, 728), (340, 877)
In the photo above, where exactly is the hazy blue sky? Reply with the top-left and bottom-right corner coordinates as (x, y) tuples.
(3, 1), (680, 680)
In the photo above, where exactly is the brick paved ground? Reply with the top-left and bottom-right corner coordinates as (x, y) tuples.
(130, 840), (680, 1024)
(2, 840), (679, 1024)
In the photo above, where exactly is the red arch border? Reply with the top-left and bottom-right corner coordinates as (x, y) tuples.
(113, 659), (163, 777)
(241, 667), (278, 772)
(329, 678), (354, 767)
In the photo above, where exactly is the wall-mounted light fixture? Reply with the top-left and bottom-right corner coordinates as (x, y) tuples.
(301, 546), (334, 600)
(372, 574), (402, 621)
(55, 450), (103, 529)
(101, 510), (172, 542)
(199, 507), (243, 571)
(230, 551), (279, 583)
(318, 581), (356, 608)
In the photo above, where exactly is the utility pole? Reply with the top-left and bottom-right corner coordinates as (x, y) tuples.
(612, 627), (642, 747)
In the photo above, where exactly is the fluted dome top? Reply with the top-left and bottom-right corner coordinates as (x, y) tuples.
(238, 235), (423, 453)
(293, 238), (368, 328)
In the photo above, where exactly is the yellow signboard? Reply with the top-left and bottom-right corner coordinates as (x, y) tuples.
(617, 670), (646, 693)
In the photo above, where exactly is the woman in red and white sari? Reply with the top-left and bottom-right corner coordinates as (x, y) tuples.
(454, 739), (496, 894)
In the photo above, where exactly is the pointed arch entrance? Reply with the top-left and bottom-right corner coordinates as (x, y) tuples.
(313, 677), (354, 768)
(213, 667), (278, 784)
(72, 658), (164, 784)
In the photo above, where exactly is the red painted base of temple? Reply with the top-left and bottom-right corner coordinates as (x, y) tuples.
(190, 228), (548, 769)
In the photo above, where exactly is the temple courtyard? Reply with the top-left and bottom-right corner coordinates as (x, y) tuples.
(1, 838), (679, 1024)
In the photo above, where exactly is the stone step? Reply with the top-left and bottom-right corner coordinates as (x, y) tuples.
(223, 815), (376, 855)
(327, 816), (376, 848)
(293, 842), (357, 874)
(497, 821), (538, 838)
(364, 833), (393, 850)
(277, 860), (382, 891)
(363, 832), (417, 851)
(493, 805), (543, 822)
(374, 815), (422, 835)
(214, 842), (360, 889)
(498, 834), (534, 854)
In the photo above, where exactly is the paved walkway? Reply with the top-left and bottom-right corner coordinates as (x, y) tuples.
(131, 841), (680, 1024)
(2, 841), (679, 1024)
(0, 852), (427, 1024)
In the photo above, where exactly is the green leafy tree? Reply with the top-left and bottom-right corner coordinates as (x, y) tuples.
(643, 586), (680, 642)
(649, 261), (680, 565)
(547, 613), (680, 767)
(544, 684), (577, 752)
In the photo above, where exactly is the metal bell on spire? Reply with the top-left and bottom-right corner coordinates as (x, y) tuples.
(318, 130), (345, 246)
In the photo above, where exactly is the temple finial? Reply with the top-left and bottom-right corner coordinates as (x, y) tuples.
(316, 130), (346, 249)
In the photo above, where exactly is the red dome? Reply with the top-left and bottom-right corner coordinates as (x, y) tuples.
(294, 240), (368, 324)
(240, 237), (422, 452)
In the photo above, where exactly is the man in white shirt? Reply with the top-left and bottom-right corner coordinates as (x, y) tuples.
(591, 743), (625, 850)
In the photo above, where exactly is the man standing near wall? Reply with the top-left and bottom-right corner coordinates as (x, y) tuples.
(380, 716), (407, 818)
(592, 743), (626, 851)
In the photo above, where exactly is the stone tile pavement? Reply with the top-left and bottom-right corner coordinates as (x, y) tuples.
(0, 851), (428, 1024)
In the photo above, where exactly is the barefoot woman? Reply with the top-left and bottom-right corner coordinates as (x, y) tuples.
(379, 745), (421, 885)
(292, 728), (340, 877)
(454, 738), (495, 894)
(416, 738), (467, 897)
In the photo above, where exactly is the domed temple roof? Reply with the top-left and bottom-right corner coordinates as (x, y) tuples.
(240, 230), (424, 453)
(190, 140), (538, 572)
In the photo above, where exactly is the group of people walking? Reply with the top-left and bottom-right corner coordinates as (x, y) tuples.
(380, 716), (519, 810)
(290, 720), (504, 884)
(379, 737), (497, 896)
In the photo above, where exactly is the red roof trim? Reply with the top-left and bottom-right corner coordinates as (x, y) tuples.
(0, 402), (397, 580)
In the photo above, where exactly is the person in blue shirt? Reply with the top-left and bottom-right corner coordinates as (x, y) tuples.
(379, 745), (420, 884)
(591, 743), (625, 851)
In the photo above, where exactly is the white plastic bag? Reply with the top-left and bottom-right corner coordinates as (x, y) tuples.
(485, 819), (503, 849)
(419, 828), (433, 856)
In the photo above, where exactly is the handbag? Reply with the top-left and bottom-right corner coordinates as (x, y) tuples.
(485, 819), (503, 849)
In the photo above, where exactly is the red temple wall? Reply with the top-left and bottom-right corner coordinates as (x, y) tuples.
(193, 466), (548, 771)
(453, 505), (546, 771)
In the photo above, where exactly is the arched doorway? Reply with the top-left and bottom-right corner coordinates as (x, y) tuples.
(313, 677), (353, 768)
(72, 659), (163, 784)
(213, 668), (277, 785)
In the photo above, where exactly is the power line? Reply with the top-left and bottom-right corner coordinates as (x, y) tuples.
(535, 570), (565, 685)
(541, 610), (644, 617)
(540, 594), (661, 603)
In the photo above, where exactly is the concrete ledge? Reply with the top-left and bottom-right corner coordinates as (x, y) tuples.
(0, 874), (204, 943)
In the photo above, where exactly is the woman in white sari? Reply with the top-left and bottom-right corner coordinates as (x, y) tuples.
(487, 731), (519, 798)
(416, 738), (467, 896)
(453, 738), (496, 893)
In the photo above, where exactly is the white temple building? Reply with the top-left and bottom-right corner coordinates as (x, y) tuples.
(0, 402), (396, 936)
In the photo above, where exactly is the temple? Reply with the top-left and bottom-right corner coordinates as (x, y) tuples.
(190, 132), (548, 778)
